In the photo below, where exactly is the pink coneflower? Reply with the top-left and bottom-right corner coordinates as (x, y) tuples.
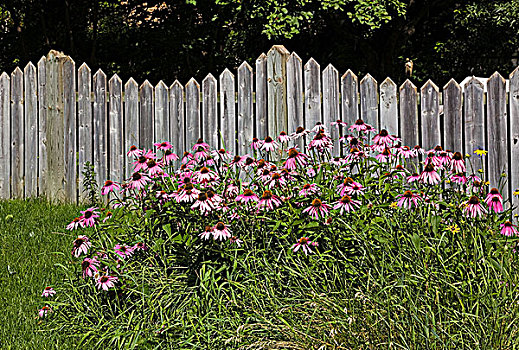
(375, 147), (392, 162)
(396, 190), (422, 209)
(71, 235), (91, 258)
(163, 150), (179, 165)
(96, 275), (118, 291)
(303, 198), (331, 220)
(66, 217), (82, 230)
(213, 222), (232, 241)
(308, 131), (333, 151)
(193, 166), (218, 184)
(224, 183), (240, 199)
(242, 156), (257, 170)
(485, 188), (504, 213)
(420, 164), (441, 185)
(349, 119), (372, 132)
(331, 119), (347, 129)
(41, 287), (56, 297)
(500, 221), (518, 237)
(250, 137), (263, 151)
(406, 173), (421, 183)
(299, 183), (319, 197)
(464, 196), (487, 218)
(191, 192), (214, 215)
(133, 242), (148, 251)
(211, 148), (231, 162)
(290, 126), (310, 139)
(81, 257), (99, 278)
(285, 148), (309, 170)
(38, 306), (53, 318)
(145, 159), (162, 176)
(333, 195), (361, 214)
(291, 236), (317, 255)
(176, 183), (200, 203)
(154, 141), (173, 150)
(373, 129), (398, 147)
(229, 155), (247, 169)
(141, 149), (156, 160)
(229, 236), (243, 247)
(127, 145), (141, 158)
(206, 190), (223, 208)
(268, 172), (286, 189)
(114, 244), (134, 259)
(193, 145), (210, 163)
(79, 207), (100, 228)
(337, 178), (363, 197)
(397, 145), (416, 159)
(101, 180), (120, 196)
(181, 152), (194, 164)
(133, 155), (148, 172)
(413, 145), (425, 156)
(278, 131), (291, 143)
(192, 138), (210, 151)
(450, 173), (467, 185)
(199, 226), (213, 240)
(257, 190), (283, 211)
(128, 172), (150, 190)
(236, 189), (259, 204)
(261, 136), (279, 152)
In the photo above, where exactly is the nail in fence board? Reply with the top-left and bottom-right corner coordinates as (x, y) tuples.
(463, 77), (485, 162)
(124, 78), (139, 177)
(237, 62), (254, 156)
(139, 80), (154, 149)
(420, 80), (440, 150)
(255, 53), (268, 140)
(219, 70), (235, 153)
(169, 80), (184, 158)
(63, 57), (76, 202)
(399, 80), (419, 170)
(185, 78), (201, 151)
(287, 52), (303, 149)
(78, 63), (92, 201)
(304, 58), (321, 131)
(37, 57), (47, 196)
(24, 63), (38, 198)
(11, 67), (24, 198)
(93, 69), (107, 191)
(487, 72), (508, 198)
(379, 77), (398, 136)
(267, 45), (289, 139)
(0, 72), (10, 198)
(510, 67), (519, 214)
(202, 74), (218, 150)
(109, 74), (123, 183)
(443, 79), (462, 153)
(360, 74), (378, 129)
(341, 70), (359, 127)
(323, 64), (340, 156)
(154, 80), (170, 146)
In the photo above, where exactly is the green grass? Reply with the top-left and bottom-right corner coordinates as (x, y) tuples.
(0, 198), (80, 349)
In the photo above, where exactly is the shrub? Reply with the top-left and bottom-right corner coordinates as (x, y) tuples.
(41, 121), (519, 349)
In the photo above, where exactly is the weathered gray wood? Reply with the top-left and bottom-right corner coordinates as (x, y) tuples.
(443, 79), (462, 153)
(399, 80), (419, 149)
(379, 77), (398, 136)
(78, 63), (92, 201)
(510, 67), (519, 214)
(139, 80), (154, 149)
(219, 70), (235, 153)
(169, 80), (184, 156)
(304, 58), (321, 131)
(255, 53), (268, 140)
(341, 70), (359, 127)
(185, 78), (201, 150)
(154, 80), (169, 145)
(486, 72), (508, 198)
(11, 67), (24, 198)
(286, 52), (303, 147)
(24, 63), (38, 198)
(237, 62), (254, 156)
(45, 50), (66, 201)
(37, 57), (47, 197)
(0, 72), (10, 198)
(93, 69), (107, 191)
(463, 77), (485, 159)
(360, 74), (378, 129)
(124, 78), (139, 177)
(267, 45), (289, 138)
(323, 64), (340, 155)
(62, 57), (76, 202)
(420, 80), (440, 150)
(109, 74), (123, 183)
(202, 74), (218, 150)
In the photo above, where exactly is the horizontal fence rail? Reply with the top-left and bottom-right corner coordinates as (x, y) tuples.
(0, 46), (518, 208)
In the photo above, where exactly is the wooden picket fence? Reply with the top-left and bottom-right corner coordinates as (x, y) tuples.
(0, 45), (519, 206)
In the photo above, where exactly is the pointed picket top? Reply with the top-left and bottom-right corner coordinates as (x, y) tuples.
(125, 77), (138, 90)
(342, 69), (357, 81)
(488, 71), (506, 85)
(186, 77), (200, 88)
(288, 52), (302, 64)
(93, 68), (106, 79)
(24, 62), (36, 74)
(170, 79), (183, 90)
(267, 45), (290, 58)
(421, 79), (439, 93)
(256, 52), (267, 62)
(12, 66), (23, 77)
(140, 79), (153, 90)
(465, 76), (484, 89)
(380, 77), (395, 88)
(323, 63), (338, 75)
(202, 73), (217, 84)
(155, 79), (168, 90)
(238, 61), (253, 73)
(511, 66), (519, 80)
(109, 73), (122, 85)
(304, 57), (320, 70)
(78, 62), (90, 72)
(220, 68), (235, 80)
(443, 78), (460, 91)
(37, 56), (46, 66)
(0, 72), (9, 81)
(360, 73), (377, 85)
(400, 79), (417, 91)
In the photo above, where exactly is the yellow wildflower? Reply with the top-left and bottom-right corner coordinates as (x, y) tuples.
(513, 189), (519, 196)
(446, 224), (460, 234)
(474, 149), (488, 156)
(390, 202), (398, 209)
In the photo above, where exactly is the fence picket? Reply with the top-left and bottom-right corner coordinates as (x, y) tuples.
(219, 70), (235, 153)
(420, 80), (440, 150)
(238, 62), (254, 156)
(360, 74), (378, 129)
(11, 67), (24, 198)
(0, 72), (10, 198)
(399, 80), (419, 169)
(154, 80), (169, 145)
(37, 57), (47, 196)
(93, 69), (107, 190)
(287, 52), (303, 148)
(304, 58), (321, 131)
(341, 70), (359, 128)
(379, 77), (398, 135)
(267, 45), (289, 138)
(255, 53), (268, 140)
(78, 63), (92, 201)
(443, 79), (462, 153)
(24, 63), (38, 198)
(124, 78), (139, 177)
(169, 80), (184, 157)
(109, 74), (123, 183)
(140, 80), (154, 149)
(463, 77), (485, 161)
(510, 67), (519, 213)
(186, 78), (201, 150)
(202, 74), (218, 150)
(63, 57), (76, 202)
(323, 64), (340, 156)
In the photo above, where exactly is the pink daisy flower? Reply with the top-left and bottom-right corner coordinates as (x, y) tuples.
(299, 183), (319, 197)
(278, 131), (291, 143)
(127, 145), (141, 158)
(213, 222), (232, 241)
(308, 131), (333, 151)
(236, 189), (259, 204)
(146, 159), (163, 176)
(193, 146), (210, 163)
(375, 147), (392, 162)
(333, 195), (361, 214)
(331, 119), (347, 129)
(41, 287), (56, 298)
(114, 244), (134, 259)
(79, 207), (99, 228)
(372, 129), (398, 147)
(397, 145), (416, 159)
(261, 136), (279, 152)
(396, 190), (422, 209)
(192, 138), (210, 151)
(485, 188), (504, 213)
(181, 152), (194, 164)
(96, 275), (118, 291)
(267, 172), (286, 189)
(420, 164), (441, 185)
(193, 166), (218, 184)
(337, 178), (363, 197)
(191, 192), (214, 215)
(199, 226), (213, 240)
(406, 173), (421, 183)
(71, 235), (91, 258)
(163, 150), (179, 164)
(290, 126), (310, 139)
(500, 221), (518, 237)
(257, 190), (283, 211)
(211, 148), (232, 162)
(38, 306), (53, 318)
(291, 236), (317, 255)
(128, 172), (150, 191)
(66, 217), (82, 230)
(154, 141), (173, 150)
(133, 155), (149, 172)
(348, 119), (372, 132)
(133, 242), (148, 251)
(101, 180), (120, 196)
(250, 137), (263, 151)
(450, 173), (467, 185)
(464, 196), (487, 218)
(229, 236), (243, 247)
(285, 148), (309, 170)
(81, 257), (99, 278)
(303, 198), (331, 220)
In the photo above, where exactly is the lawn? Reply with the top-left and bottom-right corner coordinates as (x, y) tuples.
(0, 198), (80, 349)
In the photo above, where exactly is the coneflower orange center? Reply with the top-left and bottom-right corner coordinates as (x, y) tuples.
(468, 196), (480, 205)
(311, 198), (322, 207)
